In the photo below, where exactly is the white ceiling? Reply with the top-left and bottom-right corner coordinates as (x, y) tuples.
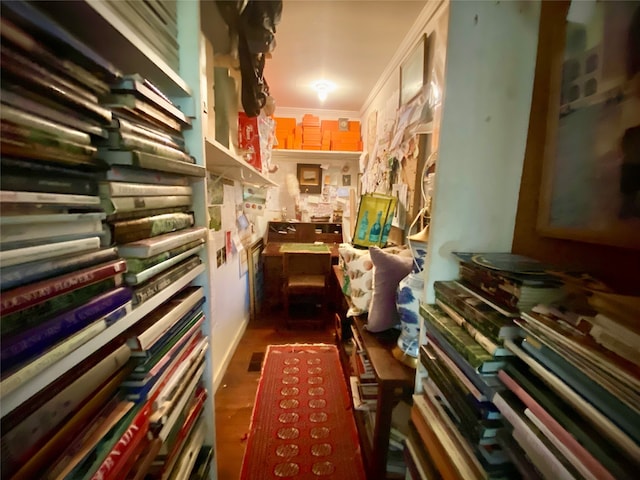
(265, 0), (427, 113)
(201, 0), (428, 114)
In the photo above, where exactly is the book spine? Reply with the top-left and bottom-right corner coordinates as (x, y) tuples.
(100, 180), (192, 197)
(110, 212), (194, 244)
(1, 276), (120, 337)
(0, 172), (98, 196)
(118, 226), (207, 258)
(106, 132), (192, 164)
(0, 189), (101, 207)
(0, 237), (100, 268)
(100, 194), (191, 215)
(112, 80), (188, 125)
(422, 304), (501, 372)
(459, 264), (520, 310)
(434, 280), (518, 341)
(0, 217), (103, 244)
(107, 96), (180, 132)
(114, 116), (184, 151)
(1, 259), (127, 316)
(1, 103), (91, 145)
(101, 150), (205, 178)
(1, 288), (132, 368)
(125, 245), (203, 285)
(0, 247), (118, 292)
(89, 402), (153, 480)
(102, 164), (189, 186)
(0, 319), (109, 398)
(0, 156), (97, 179)
(132, 256), (201, 305)
(124, 239), (203, 273)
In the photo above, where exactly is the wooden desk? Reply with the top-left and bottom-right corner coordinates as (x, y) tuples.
(262, 242), (340, 310)
(333, 266), (414, 480)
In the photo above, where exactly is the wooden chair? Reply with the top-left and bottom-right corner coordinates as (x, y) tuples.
(282, 251), (332, 328)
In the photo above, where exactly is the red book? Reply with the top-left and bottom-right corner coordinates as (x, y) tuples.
(0, 259), (127, 315)
(90, 400), (152, 480)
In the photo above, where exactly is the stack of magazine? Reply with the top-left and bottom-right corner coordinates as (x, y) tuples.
(0, 2), (212, 480)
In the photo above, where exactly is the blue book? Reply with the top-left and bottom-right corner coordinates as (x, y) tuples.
(0, 247), (118, 291)
(520, 336), (640, 444)
(1, 287), (132, 369)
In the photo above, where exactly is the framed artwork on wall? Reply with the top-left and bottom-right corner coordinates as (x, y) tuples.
(399, 34), (428, 106)
(537, 2), (640, 249)
(297, 163), (322, 194)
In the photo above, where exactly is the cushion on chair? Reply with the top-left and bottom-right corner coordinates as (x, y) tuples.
(287, 274), (327, 289)
(366, 246), (413, 332)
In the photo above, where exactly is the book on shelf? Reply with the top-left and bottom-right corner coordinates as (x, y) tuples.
(421, 304), (508, 374)
(123, 437), (163, 480)
(112, 115), (187, 152)
(492, 390), (581, 480)
(0, 212), (105, 245)
(0, 258), (126, 316)
(1, 156), (100, 189)
(100, 164), (189, 186)
(158, 416), (206, 480)
(124, 238), (204, 274)
(0, 88), (108, 138)
(1, 276), (121, 337)
(0, 341), (132, 478)
(108, 211), (194, 246)
(433, 280), (520, 343)
(505, 338), (640, 461)
(132, 255), (202, 306)
(125, 244), (203, 286)
(126, 286), (204, 352)
(517, 310), (640, 402)
(100, 150), (205, 177)
(102, 94), (182, 133)
(118, 226), (207, 258)
(349, 376), (375, 411)
(495, 430), (544, 480)
(110, 75), (191, 126)
(452, 252), (565, 313)
(0, 246), (118, 291)
(100, 194), (191, 216)
(99, 131), (193, 164)
(499, 363), (638, 479)
(1, 287), (132, 371)
(0, 189), (101, 208)
(99, 181), (192, 198)
(190, 445), (214, 480)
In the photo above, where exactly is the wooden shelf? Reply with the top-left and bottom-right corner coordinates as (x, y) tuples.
(204, 138), (278, 187)
(271, 149), (362, 162)
(0, 265), (205, 417)
(35, 0), (192, 99)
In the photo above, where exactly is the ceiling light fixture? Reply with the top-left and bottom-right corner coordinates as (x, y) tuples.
(311, 80), (335, 102)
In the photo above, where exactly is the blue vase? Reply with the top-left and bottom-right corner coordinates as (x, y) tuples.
(394, 239), (427, 366)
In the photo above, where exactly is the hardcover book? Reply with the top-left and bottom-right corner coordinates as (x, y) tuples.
(100, 164), (189, 186)
(124, 244), (203, 285)
(108, 211), (194, 245)
(124, 239), (204, 274)
(100, 131), (193, 163)
(132, 255), (201, 305)
(99, 181), (192, 198)
(100, 194), (191, 215)
(0, 258), (127, 316)
(0, 212), (105, 245)
(117, 226), (207, 258)
(421, 304), (506, 374)
(100, 150), (205, 178)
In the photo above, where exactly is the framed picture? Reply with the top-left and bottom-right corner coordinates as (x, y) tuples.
(342, 174), (351, 186)
(297, 163), (322, 194)
(537, 2), (640, 249)
(399, 34), (428, 106)
(353, 193), (396, 248)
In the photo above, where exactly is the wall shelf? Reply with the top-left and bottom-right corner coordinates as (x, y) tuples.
(272, 149), (362, 162)
(0, 265), (205, 417)
(204, 138), (278, 187)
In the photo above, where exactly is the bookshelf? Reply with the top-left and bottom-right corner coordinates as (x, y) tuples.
(204, 138), (277, 187)
(0, 1), (217, 479)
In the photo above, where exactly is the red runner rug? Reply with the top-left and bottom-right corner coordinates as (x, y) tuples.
(240, 344), (366, 479)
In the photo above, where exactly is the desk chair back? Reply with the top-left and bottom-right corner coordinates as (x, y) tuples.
(282, 251), (332, 325)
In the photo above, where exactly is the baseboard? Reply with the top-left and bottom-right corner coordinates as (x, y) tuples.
(212, 316), (249, 393)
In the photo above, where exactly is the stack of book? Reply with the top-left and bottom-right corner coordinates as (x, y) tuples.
(416, 279), (517, 479)
(1, 2), (212, 479)
(496, 289), (640, 478)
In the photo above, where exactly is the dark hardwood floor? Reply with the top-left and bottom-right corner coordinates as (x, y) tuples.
(214, 306), (336, 480)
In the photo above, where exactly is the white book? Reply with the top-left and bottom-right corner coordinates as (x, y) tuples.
(101, 150), (205, 178)
(124, 245), (204, 285)
(0, 190), (101, 207)
(167, 418), (206, 480)
(127, 286), (204, 351)
(0, 213), (105, 244)
(102, 165), (189, 186)
(0, 317), (109, 398)
(1, 343), (131, 461)
(118, 226), (207, 258)
(99, 181), (192, 197)
(101, 194), (191, 215)
(0, 236), (101, 267)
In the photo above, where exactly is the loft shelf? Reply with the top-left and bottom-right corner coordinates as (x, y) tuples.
(204, 138), (278, 188)
(35, 0), (192, 99)
(0, 265), (205, 417)
(272, 149), (362, 162)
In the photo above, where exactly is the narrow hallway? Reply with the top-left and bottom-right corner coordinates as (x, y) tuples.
(214, 310), (336, 479)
